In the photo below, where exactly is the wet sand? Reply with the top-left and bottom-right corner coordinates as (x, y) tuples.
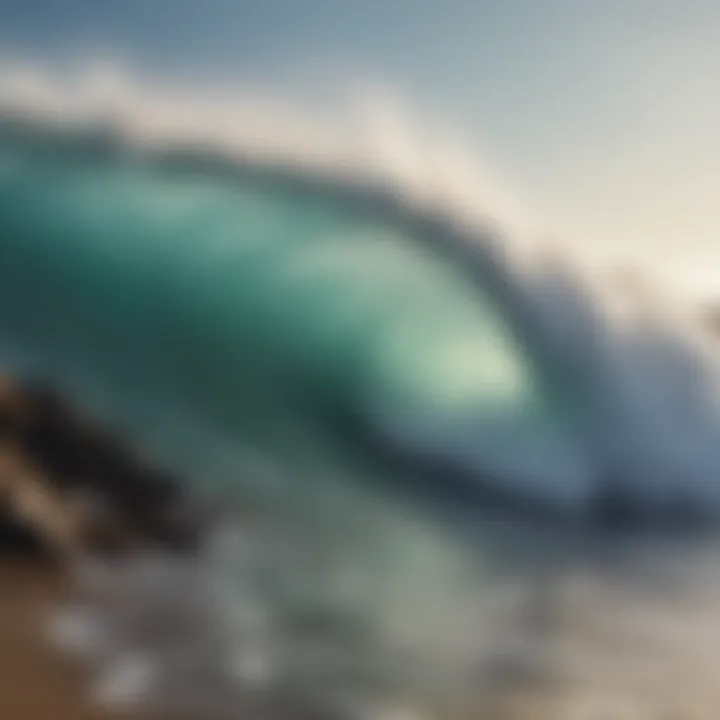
(0, 558), (125, 720)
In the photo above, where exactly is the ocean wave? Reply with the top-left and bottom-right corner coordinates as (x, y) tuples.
(0, 58), (605, 515)
(2, 60), (720, 519)
(3, 56), (720, 720)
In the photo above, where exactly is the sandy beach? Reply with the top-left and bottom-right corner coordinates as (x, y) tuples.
(0, 558), (125, 720)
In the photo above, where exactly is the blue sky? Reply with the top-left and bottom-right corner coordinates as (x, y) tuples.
(1, 0), (719, 290)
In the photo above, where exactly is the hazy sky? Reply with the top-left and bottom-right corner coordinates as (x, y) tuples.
(1, 0), (719, 292)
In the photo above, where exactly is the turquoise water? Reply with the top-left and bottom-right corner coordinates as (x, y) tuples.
(0, 121), (602, 714)
(0, 124), (595, 511)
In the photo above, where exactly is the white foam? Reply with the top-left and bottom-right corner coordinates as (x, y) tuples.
(0, 57), (533, 245)
(92, 651), (159, 708)
(47, 606), (106, 656)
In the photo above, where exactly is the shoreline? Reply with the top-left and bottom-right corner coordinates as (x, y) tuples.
(0, 558), (122, 720)
(0, 375), (197, 720)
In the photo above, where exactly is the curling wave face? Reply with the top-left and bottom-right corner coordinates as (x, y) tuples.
(0, 111), (597, 512)
(0, 96), (598, 717)
(3, 64), (720, 718)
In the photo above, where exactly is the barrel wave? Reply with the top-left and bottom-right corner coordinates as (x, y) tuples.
(0, 117), (596, 514)
(7, 70), (719, 718)
(0, 106), (608, 715)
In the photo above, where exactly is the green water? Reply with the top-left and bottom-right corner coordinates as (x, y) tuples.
(0, 129), (594, 513)
(0, 124), (609, 714)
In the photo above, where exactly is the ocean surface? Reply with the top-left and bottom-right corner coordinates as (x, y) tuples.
(4, 64), (720, 719)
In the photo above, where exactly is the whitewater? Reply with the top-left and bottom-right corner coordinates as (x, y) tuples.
(3, 61), (720, 718)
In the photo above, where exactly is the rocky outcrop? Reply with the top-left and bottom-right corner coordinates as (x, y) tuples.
(0, 374), (202, 560)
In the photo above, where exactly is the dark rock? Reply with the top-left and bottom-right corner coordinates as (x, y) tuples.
(0, 373), (205, 560)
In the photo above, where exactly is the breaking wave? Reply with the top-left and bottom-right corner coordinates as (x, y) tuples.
(2, 60), (720, 718)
